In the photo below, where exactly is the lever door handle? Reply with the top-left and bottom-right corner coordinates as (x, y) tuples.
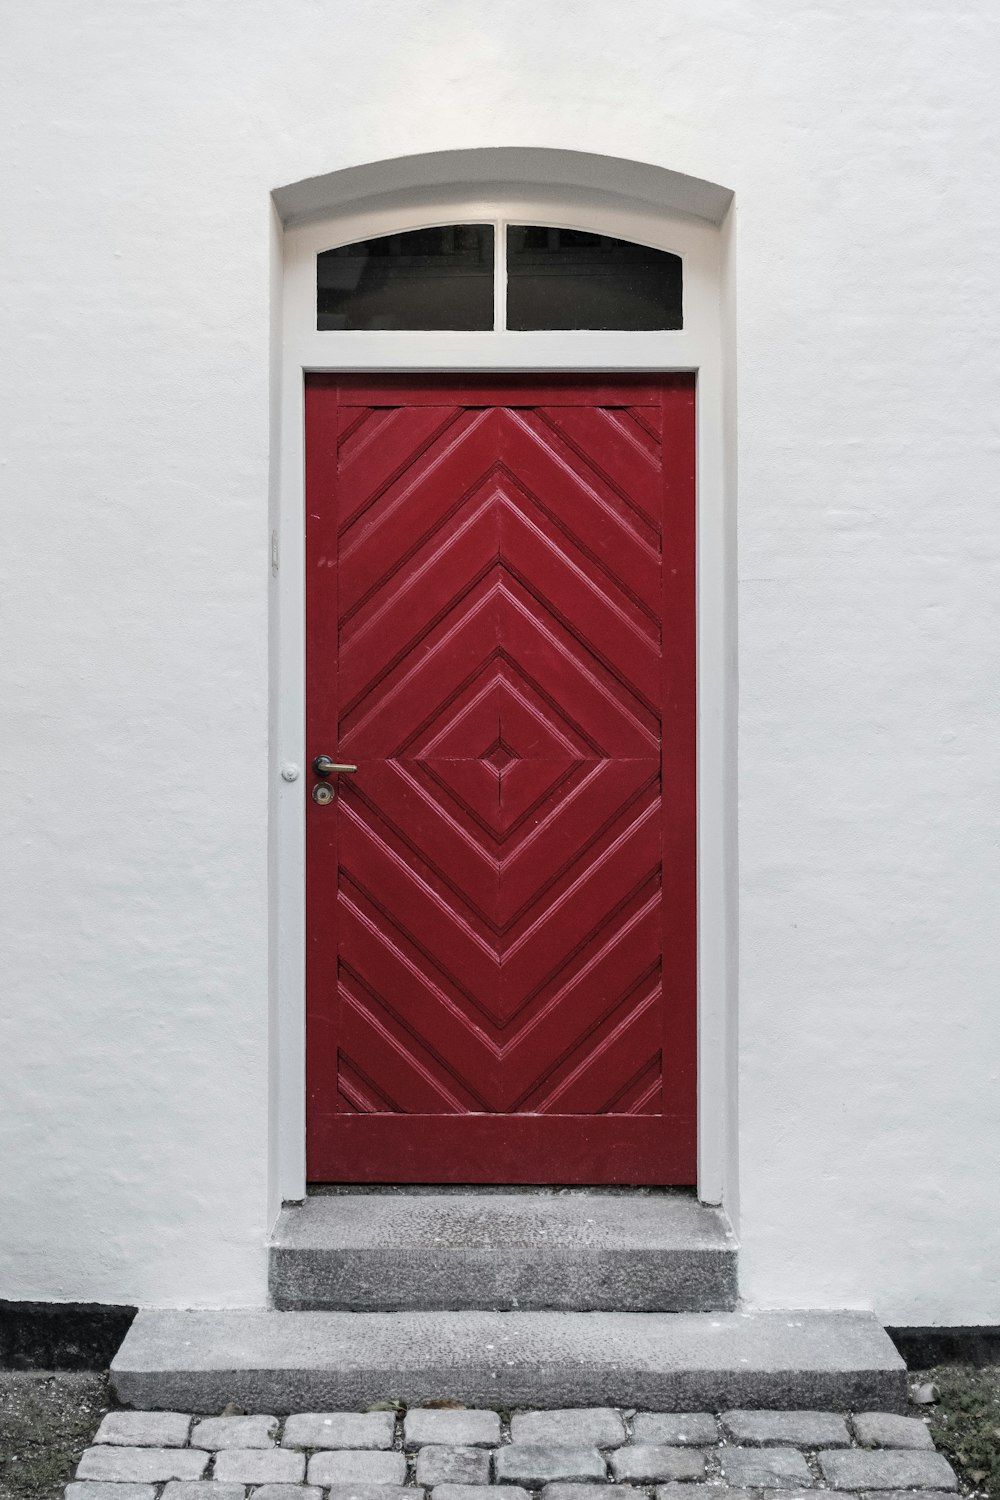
(313, 755), (358, 777)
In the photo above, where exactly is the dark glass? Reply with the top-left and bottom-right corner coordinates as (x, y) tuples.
(506, 226), (683, 331)
(317, 225), (494, 330)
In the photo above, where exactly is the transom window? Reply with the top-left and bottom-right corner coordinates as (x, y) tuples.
(316, 223), (683, 332)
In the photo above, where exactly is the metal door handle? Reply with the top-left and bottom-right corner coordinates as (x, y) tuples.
(313, 755), (358, 777)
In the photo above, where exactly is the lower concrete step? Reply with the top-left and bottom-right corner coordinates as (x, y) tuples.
(269, 1189), (738, 1311)
(111, 1308), (906, 1413)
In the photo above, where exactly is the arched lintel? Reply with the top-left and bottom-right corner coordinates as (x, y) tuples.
(273, 147), (733, 229)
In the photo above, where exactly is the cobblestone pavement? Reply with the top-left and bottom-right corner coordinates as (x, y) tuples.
(64, 1406), (962, 1500)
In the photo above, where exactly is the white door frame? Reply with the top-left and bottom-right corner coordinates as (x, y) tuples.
(272, 178), (735, 1210)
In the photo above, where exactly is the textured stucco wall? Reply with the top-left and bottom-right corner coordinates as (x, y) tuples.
(1, 0), (998, 1320)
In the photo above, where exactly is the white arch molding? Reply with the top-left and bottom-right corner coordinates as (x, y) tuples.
(269, 149), (737, 1216)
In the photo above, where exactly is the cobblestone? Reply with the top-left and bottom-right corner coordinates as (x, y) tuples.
(307, 1449), (408, 1486)
(191, 1416), (278, 1450)
(77, 1447), (209, 1483)
(856, 1493), (957, 1500)
(65, 1486), (156, 1500)
(851, 1413), (935, 1449)
(405, 1409), (502, 1449)
(609, 1445), (706, 1482)
(818, 1449), (958, 1490)
(511, 1411), (626, 1447)
(94, 1412), (192, 1448)
(632, 1413), (717, 1445)
(542, 1488), (620, 1500)
(162, 1487), (246, 1500)
(656, 1490), (751, 1500)
(721, 1410), (851, 1448)
(495, 1446), (607, 1486)
(212, 1449), (305, 1485)
(718, 1446), (813, 1488)
(283, 1412), (396, 1449)
(63, 1398), (962, 1500)
(435, 1490), (528, 1500)
(252, 1488), (322, 1500)
(326, 1488), (418, 1500)
(416, 1446), (492, 1486)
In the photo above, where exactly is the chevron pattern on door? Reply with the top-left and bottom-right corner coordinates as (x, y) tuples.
(306, 377), (695, 1183)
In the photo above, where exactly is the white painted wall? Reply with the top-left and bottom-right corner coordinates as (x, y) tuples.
(1, 0), (998, 1323)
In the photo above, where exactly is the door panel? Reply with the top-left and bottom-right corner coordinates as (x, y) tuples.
(306, 375), (695, 1183)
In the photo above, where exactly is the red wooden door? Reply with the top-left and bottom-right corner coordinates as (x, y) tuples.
(305, 375), (695, 1184)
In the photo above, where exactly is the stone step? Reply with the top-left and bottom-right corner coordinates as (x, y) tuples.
(269, 1189), (738, 1311)
(110, 1307), (906, 1414)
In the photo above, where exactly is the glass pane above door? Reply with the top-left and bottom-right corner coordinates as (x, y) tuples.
(316, 225), (495, 330)
(506, 226), (683, 331)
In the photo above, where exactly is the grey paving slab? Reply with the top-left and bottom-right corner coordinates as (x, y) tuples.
(162, 1486), (246, 1500)
(65, 1485), (156, 1500)
(213, 1450), (306, 1485)
(283, 1412), (396, 1449)
(494, 1446), (607, 1487)
(111, 1308), (907, 1412)
(721, 1409), (851, 1447)
(416, 1446), (492, 1486)
(435, 1489), (530, 1500)
(719, 1446), (813, 1488)
(631, 1412), (717, 1446)
(852, 1412), (935, 1449)
(405, 1409), (502, 1449)
(191, 1415), (278, 1449)
(93, 1411), (192, 1448)
(512, 1411), (626, 1448)
(608, 1445), (706, 1482)
(307, 1450), (408, 1486)
(76, 1447), (209, 1483)
(818, 1449), (957, 1490)
(270, 1192), (737, 1312)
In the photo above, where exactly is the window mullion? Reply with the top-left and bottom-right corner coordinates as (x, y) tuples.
(495, 219), (507, 332)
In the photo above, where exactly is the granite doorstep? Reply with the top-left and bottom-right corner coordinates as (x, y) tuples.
(110, 1308), (907, 1412)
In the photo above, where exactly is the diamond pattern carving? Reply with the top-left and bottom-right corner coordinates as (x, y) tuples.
(306, 382), (696, 1181)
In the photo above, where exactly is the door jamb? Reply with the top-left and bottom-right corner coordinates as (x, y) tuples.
(272, 181), (734, 1212)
